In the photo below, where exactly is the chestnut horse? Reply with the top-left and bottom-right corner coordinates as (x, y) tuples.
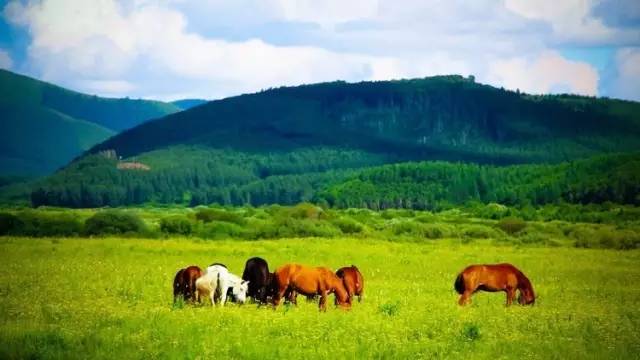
(173, 265), (203, 303)
(336, 265), (364, 303)
(455, 263), (535, 306)
(272, 264), (350, 311)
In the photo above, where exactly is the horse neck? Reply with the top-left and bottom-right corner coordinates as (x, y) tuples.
(516, 271), (533, 293)
(331, 278), (348, 301)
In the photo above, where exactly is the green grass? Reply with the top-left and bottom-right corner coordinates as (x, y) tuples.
(0, 237), (638, 359)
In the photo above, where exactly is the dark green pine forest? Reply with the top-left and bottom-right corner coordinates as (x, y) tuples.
(15, 75), (640, 208)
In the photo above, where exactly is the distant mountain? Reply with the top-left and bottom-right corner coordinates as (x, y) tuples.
(0, 69), (182, 175)
(171, 99), (208, 110)
(90, 75), (640, 163)
(29, 75), (640, 207)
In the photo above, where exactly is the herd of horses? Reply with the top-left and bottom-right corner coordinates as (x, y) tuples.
(173, 258), (535, 311)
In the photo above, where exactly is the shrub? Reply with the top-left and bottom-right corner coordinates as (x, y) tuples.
(12, 211), (82, 237)
(198, 221), (245, 240)
(462, 225), (499, 239)
(391, 221), (452, 239)
(0, 212), (22, 235)
(331, 217), (364, 234)
(160, 216), (192, 235)
(286, 203), (325, 220)
(461, 323), (481, 341)
(195, 208), (246, 225)
(84, 210), (146, 236)
(249, 217), (340, 240)
(378, 301), (400, 316)
(496, 217), (527, 235)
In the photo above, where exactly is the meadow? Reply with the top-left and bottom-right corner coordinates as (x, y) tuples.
(0, 236), (638, 359)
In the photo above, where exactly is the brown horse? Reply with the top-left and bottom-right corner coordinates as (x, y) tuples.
(336, 265), (364, 303)
(455, 263), (535, 306)
(272, 264), (350, 311)
(173, 265), (203, 303)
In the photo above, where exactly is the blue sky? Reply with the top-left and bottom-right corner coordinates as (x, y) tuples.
(0, 0), (638, 101)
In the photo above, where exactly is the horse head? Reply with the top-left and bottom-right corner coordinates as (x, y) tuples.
(231, 280), (250, 304)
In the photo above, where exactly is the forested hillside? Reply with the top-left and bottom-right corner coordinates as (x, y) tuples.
(89, 75), (640, 163)
(317, 152), (640, 209)
(29, 149), (640, 208)
(26, 76), (640, 207)
(0, 70), (182, 175)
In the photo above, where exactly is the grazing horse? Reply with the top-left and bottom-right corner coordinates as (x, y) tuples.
(196, 264), (249, 306)
(454, 263), (535, 306)
(272, 264), (350, 311)
(336, 265), (364, 303)
(242, 257), (274, 304)
(173, 266), (203, 303)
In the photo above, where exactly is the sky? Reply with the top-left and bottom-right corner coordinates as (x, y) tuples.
(0, 0), (638, 101)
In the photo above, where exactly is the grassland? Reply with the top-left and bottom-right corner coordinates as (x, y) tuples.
(0, 236), (638, 359)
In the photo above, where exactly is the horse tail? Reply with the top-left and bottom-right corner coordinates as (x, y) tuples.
(454, 272), (465, 294)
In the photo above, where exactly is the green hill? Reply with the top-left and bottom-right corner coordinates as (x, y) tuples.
(89, 75), (640, 163)
(0, 69), (182, 175)
(26, 75), (640, 207)
(171, 99), (208, 110)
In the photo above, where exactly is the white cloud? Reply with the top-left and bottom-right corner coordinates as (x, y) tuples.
(2, 0), (615, 100)
(606, 47), (640, 101)
(0, 49), (12, 69)
(504, 0), (613, 43)
(486, 50), (599, 96)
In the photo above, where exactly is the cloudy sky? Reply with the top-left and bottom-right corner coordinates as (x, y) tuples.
(0, 0), (638, 101)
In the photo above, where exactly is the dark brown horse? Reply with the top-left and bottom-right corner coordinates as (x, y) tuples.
(242, 257), (274, 304)
(336, 265), (364, 303)
(455, 263), (535, 306)
(272, 264), (350, 311)
(173, 265), (203, 303)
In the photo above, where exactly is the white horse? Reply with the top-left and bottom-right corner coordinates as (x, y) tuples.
(196, 264), (249, 306)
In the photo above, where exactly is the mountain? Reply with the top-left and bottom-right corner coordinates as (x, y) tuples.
(29, 75), (640, 208)
(171, 99), (208, 110)
(0, 69), (182, 176)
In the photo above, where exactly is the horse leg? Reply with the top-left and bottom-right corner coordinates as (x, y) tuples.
(358, 288), (364, 303)
(273, 286), (287, 309)
(506, 287), (516, 306)
(319, 291), (328, 312)
(219, 282), (229, 306)
(458, 290), (472, 306)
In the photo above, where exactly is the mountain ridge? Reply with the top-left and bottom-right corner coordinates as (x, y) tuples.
(0, 69), (183, 175)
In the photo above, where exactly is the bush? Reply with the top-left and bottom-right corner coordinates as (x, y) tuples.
(12, 211), (82, 237)
(496, 217), (527, 235)
(195, 208), (246, 225)
(462, 225), (499, 239)
(0, 212), (22, 235)
(331, 217), (364, 234)
(198, 221), (245, 240)
(160, 216), (192, 235)
(285, 203), (325, 220)
(84, 211), (146, 236)
(391, 221), (453, 239)
(250, 218), (340, 240)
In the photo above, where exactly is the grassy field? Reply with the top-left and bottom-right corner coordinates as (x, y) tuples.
(0, 236), (639, 359)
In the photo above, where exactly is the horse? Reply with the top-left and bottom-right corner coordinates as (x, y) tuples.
(196, 264), (249, 306)
(336, 265), (364, 303)
(242, 257), (275, 304)
(272, 264), (350, 311)
(173, 265), (203, 303)
(454, 263), (535, 306)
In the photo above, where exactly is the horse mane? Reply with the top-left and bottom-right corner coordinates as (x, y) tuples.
(515, 269), (535, 297)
